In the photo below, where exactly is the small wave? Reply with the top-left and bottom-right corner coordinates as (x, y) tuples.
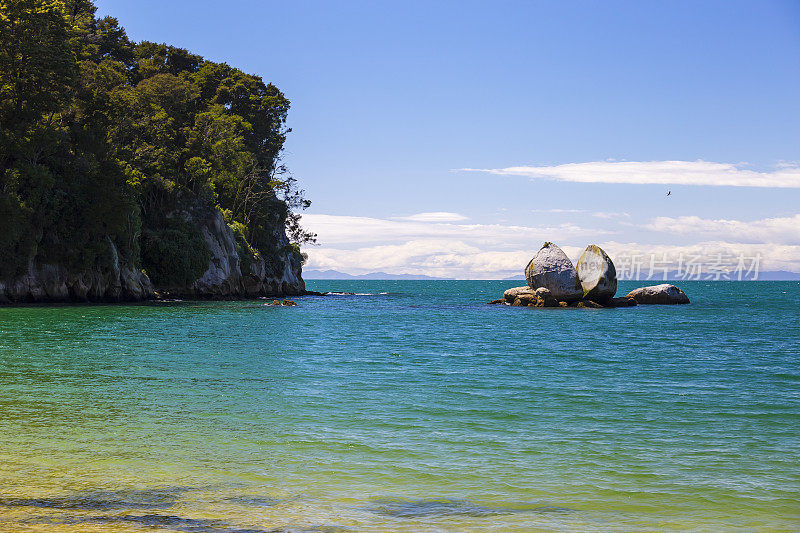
(366, 498), (573, 518)
(225, 495), (279, 507)
(320, 291), (399, 296)
(323, 292), (356, 296)
(324, 292), (379, 296)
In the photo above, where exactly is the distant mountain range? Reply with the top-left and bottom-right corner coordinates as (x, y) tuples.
(306, 269), (800, 281)
(303, 269), (454, 280)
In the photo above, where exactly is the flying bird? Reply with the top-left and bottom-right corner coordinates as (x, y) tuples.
(667, 191), (671, 196)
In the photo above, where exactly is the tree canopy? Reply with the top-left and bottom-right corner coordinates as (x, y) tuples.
(0, 0), (313, 284)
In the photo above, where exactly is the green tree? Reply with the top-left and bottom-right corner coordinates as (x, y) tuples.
(0, 0), (312, 287)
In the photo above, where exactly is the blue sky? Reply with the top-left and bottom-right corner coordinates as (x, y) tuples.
(96, 0), (800, 277)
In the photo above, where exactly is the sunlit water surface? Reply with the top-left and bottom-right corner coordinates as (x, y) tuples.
(0, 280), (798, 532)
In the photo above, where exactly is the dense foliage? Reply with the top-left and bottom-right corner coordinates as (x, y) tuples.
(0, 0), (312, 283)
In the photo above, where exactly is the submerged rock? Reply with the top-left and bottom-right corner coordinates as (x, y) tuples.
(576, 244), (617, 302)
(265, 299), (297, 306)
(571, 300), (604, 308)
(607, 296), (638, 307)
(626, 284), (690, 305)
(487, 299), (504, 305)
(524, 242), (582, 302)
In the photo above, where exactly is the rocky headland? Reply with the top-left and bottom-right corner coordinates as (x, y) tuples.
(490, 242), (690, 308)
(0, 2), (310, 305)
(0, 202), (305, 304)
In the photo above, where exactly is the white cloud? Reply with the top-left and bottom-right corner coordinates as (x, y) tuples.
(531, 209), (630, 219)
(305, 238), (800, 279)
(531, 208), (586, 214)
(394, 212), (469, 222)
(302, 213), (609, 248)
(301, 212), (800, 278)
(307, 239), (533, 278)
(461, 160), (800, 188)
(592, 211), (631, 219)
(646, 214), (800, 244)
(301, 213), (608, 278)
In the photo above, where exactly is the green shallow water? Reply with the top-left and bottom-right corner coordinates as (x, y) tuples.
(0, 280), (798, 532)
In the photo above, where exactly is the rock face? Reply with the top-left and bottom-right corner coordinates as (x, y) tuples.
(626, 284), (690, 305)
(160, 206), (305, 299)
(0, 238), (155, 304)
(0, 205), (304, 303)
(576, 245), (617, 302)
(524, 242), (583, 302)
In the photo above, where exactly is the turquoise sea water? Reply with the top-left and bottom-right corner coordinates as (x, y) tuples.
(0, 280), (798, 532)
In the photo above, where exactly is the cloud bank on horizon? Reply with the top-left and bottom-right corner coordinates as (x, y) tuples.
(302, 158), (800, 278)
(460, 160), (800, 188)
(393, 212), (469, 222)
(301, 210), (800, 279)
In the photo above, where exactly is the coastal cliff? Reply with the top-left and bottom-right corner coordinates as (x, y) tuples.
(0, 203), (304, 303)
(0, 1), (310, 304)
(0, 240), (154, 303)
(157, 203), (305, 299)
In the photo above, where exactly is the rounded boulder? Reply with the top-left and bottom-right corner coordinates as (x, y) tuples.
(576, 244), (617, 302)
(524, 242), (583, 302)
(626, 284), (690, 305)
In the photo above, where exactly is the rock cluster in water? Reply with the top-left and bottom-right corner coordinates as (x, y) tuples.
(491, 242), (690, 308)
(265, 299), (298, 306)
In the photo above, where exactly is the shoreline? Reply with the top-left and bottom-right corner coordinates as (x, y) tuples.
(0, 290), (326, 307)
